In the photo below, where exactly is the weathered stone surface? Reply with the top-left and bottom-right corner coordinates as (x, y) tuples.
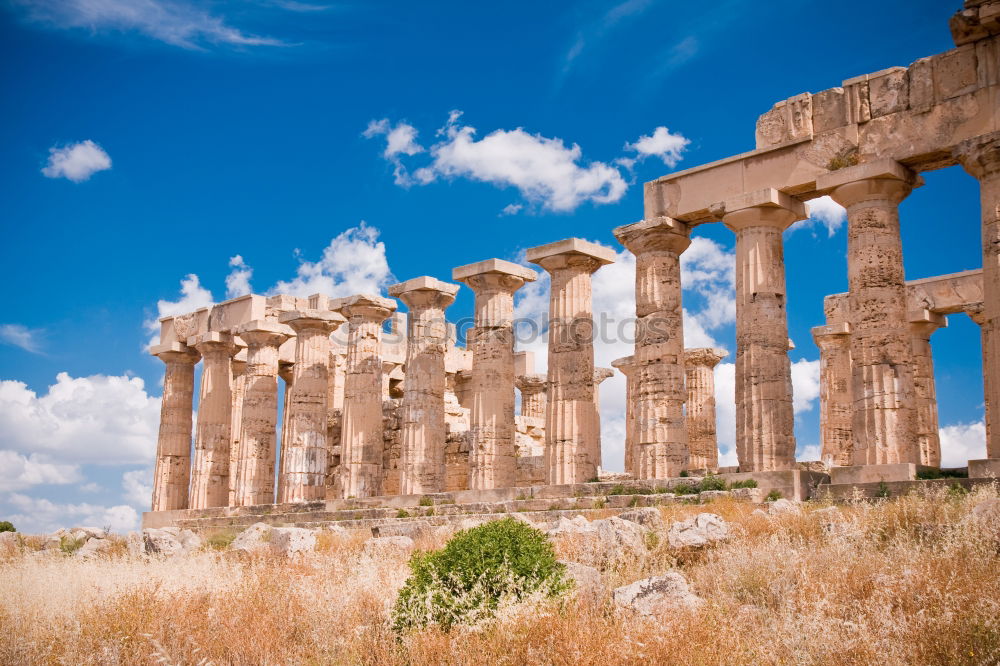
(151, 346), (200, 511)
(730, 487), (764, 503)
(363, 535), (415, 558)
(373, 520), (433, 539)
(560, 560), (607, 606)
(230, 522), (273, 553)
(766, 498), (803, 516)
(666, 513), (730, 549)
(189, 332), (237, 510)
(619, 507), (664, 531)
(613, 572), (703, 617)
(684, 348), (726, 471)
(269, 526), (317, 556)
(75, 538), (112, 559)
(144, 527), (202, 556)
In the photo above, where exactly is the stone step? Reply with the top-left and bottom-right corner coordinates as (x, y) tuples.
(816, 476), (992, 500)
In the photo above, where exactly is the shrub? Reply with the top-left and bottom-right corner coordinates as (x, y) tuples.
(673, 483), (699, 496)
(765, 490), (783, 502)
(679, 470), (690, 478)
(729, 479), (759, 489)
(206, 530), (238, 551)
(391, 517), (569, 632)
(0, 521), (15, 533)
(60, 536), (86, 554)
(418, 497), (434, 507)
(876, 482), (891, 499)
(947, 482), (970, 497)
(396, 509), (411, 519)
(592, 498), (607, 509)
(917, 468), (969, 480)
(698, 474), (727, 492)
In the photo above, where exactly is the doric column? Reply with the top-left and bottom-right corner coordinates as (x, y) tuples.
(527, 239), (615, 485)
(228, 354), (247, 507)
(453, 259), (537, 490)
(276, 363), (293, 501)
(684, 348), (727, 472)
(717, 188), (804, 472)
(610, 356), (637, 476)
(614, 217), (691, 478)
(329, 350), (347, 410)
(955, 133), (1000, 460)
(233, 320), (293, 506)
(387, 276), (459, 495)
(592, 367), (614, 473)
(277, 310), (345, 503)
(336, 294), (397, 498)
(819, 161), (919, 465)
(909, 310), (946, 468)
(811, 323), (853, 466)
(515, 374), (547, 419)
(150, 343), (200, 511)
(189, 332), (236, 510)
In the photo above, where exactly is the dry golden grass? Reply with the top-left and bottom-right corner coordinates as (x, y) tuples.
(2, 486), (999, 665)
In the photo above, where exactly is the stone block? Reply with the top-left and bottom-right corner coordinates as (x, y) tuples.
(969, 458), (1000, 478)
(935, 45), (979, 100)
(755, 93), (813, 149)
(812, 87), (848, 133)
(908, 57), (935, 112)
(869, 67), (909, 117)
(452, 258), (538, 282)
(524, 238), (616, 265)
(208, 294), (266, 334)
(829, 463), (917, 484)
(613, 573), (702, 616)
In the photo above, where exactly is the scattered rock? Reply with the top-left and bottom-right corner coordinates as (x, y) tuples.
(698, 490), (731, 502)
(363, 535), (415, 558)
(125, 531), (144, 557)
(666, 513), (729, 549)
(143, 527), (202, 556)
(70, 527), (106, 541)
(560, 560), (607, 606)
(0, 532), (19, 552)
(75, 537), (112, 559)
(373, 520), (432, 539)
(613, 572), (703, 617)
(971, 498), (1000, 522)
(619, 507), (664, 531)
(269, 527), (317, 556)
(730, 487), (764, 503)
(766, 498), (802, 516)
(548, 516), (649, 568)
(230, 523), (274, 554)
(593, 517), (648, 561)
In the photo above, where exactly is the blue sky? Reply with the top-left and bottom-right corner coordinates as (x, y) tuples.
(0, 0), (985, 533)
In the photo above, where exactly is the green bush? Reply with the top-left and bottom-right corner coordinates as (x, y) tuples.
(60, 535), (85, 554)
(698, 474), (727, 492)
(206, 530), (238, 550)
(418, 497), (434, 507)
(876, 481), (891, 499)
(729, 479), (759, 489)
(0, 521), (15, 533)
(916, 468), (968, 480)
(673, 483), (699, 496)
(396, 509), (411, 519)
(765, 490), (783, 502)
(391, 517), (569, 632)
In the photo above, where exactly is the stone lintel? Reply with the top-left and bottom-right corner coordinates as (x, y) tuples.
(278, 309), (347, 327)
(815, 158), (918, 192)
(452, 258), (538, 283)
(236, 319), (296, 337)
(186, 331), (235, 348)
(387, 275), (461, 298)
(524, 238), (617, 266)
(812, 323), (851, 338)
(150, 341), (197, 357)
(907, 309), (948, 327)
(829, 463), (919, 484)
(841, 66), (908, 88)
(825, 269), (984, 317)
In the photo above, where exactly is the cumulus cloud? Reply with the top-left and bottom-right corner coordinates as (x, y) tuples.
(621, 126), (690, 168)
(680, 236), (736, 331)
(4, 493), (139, 534)
(0, 373), (161, 466)
(41, 140), (111, 183)
(791, 195), (847, 237)
(791, 358), (821, 414)
(0, 323), (43, 354)
(363, 119), (424, 186)
(12, 0), (283, 50)
(122, 468), (153, 508)
(0, 451), (81, 492)
(144, 273), (215, 348)
(225, 254), (253, 299)
(939, 420), (986, 468)
(270, 223), (394, 298)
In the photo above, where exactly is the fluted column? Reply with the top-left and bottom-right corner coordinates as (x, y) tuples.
(909, 310), (945, 468)
(150, 343), (200, 511)
(610, 356), (637, 476)
(592, 367), (615, 474)
(718, 188), (804, 472)
(812, 324), (853, 466)
(336, 294), (396, 498)
(819, 161), (919, 465)
(276, 363), (293, 501)
(277, 310), (345, 503)
(388, 277), (459, 495)
(516, 375), (547, 419)
(615, 217), (691, 478)
(228, 355), (247, 507)
(684, 348), (727, 472)
(527, 239), (615, 485)
(453, 259), (537, 490)
(956, 133), (1000, 460)
(233, 321), (293, 506)
(189, 332), (236, 509)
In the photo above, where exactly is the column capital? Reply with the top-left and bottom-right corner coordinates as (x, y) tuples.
(811, 323), (851, 347)
(713, 188), (807, 232)
(279, 309), (346, 334)
(188, 331), (237, 356)
(453, 259), (537, 295)
(331, 293), (397, 323)
(526, 237), (616, 275)
(594, 367), (615, 385)
(151, 342), (200, 364)
(954, 131), (1000, 180)
(613, 216), (691, 256)
(514, 373), (547, 394)
(816, 159), (920, 208)
(908, 308), (948, 337)
(610, 355), (636, 376)
(388, 275), (460, 310)
(236, 320), (295, 347)
(965, 302), (988, 326)
(683, 347), (727, 368)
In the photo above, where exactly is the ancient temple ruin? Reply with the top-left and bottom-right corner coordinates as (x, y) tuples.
(146, 1), (1000, 523)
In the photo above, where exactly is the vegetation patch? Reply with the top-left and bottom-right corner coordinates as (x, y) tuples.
(0, 521), (15, 533)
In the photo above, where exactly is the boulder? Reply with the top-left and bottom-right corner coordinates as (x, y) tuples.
(613, 572), (703, 617)
(269, 527), (317, 556)
(230, 523), (274, 554)
(0, 531), (19, 552)
(971, 498), (1000, 522)
(618, 507), (664, 531)
(125, 531), (144, 557)
(75, 537), (112, 559)
(666, 513), (730, 549)
(593, 517), (648, 561)
(70, 527), (106, 541)
(143, 527), (202, 556)
(372, 520), (433, 539)
(363, 535), (415, 559)
(766, 498), (802, 516)
(730, 487), (764, 503)
(698, 490), (731, 502)
(548, 515), (648, 568)
(560, 560), (607, 606)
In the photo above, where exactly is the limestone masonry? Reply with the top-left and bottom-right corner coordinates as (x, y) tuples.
(147, 1), (1000, 520)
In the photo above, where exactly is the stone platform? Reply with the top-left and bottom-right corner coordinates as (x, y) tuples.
(143, 470), (828, 535)
(816, 476), (997, 500)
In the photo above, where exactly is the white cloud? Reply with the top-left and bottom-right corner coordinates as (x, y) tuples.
(0, 373), (161, 466)
(363, 119), (424, 186)
(797, 443), (821, 462)
(791, 195), (847, 237)
(4, 493), (139, 534)
(14, 0), (283, 50)
(939, 421), (986, 468)
(623, 126), (690, 168)
(41, 140), (111, 183)
(0, 323), (43, 354)
(225, 254), (253, 299)
(144, 273), (215, 348)
(0, 451), (81, 492)
(500, 203), (523, 216)
(270, 223), (394, 298)
(122, 468), (153, 508)
(715, 362), (737, 466)
(791, 358), (821, 414)
(680, 236), (736, 332)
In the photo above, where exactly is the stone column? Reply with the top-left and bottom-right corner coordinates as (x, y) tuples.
(610, 356), (637, 476)
(717, 188), (804, 472)
(388, 276), (460, 495)
(527, 239), (615, 485)
(277, 310), (345, 503)
(909, 310), (945, 468)
(233, 321), (293, 506)
(684, 348), (727, 472)
(811, 324), (853, 466)
(956, 133), (1000, 460)
(614, 217), (691, 478)
(819, 161), (919, 465)
(276, 363), (293, 501)
(453, 259), (537, 490)
(189, 332), (236, 510)
(150, 343), (200, 512)
(515, 375), (547, 419)
(592, 367), (615, 473)
(228, 355), (247, 507)
(336, 294), (397, 498)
